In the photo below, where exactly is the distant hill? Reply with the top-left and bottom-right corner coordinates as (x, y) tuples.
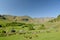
(48, 15), (60, 22)
(0, 15), (54, 23)
(33, 17), (54, 23)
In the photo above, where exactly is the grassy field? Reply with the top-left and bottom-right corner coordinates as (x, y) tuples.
(0, 31), (60, 40)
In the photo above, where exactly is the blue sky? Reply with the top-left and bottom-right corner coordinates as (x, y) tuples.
(0, 0), (60, 18)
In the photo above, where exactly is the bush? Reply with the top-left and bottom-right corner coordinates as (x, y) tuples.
(22, 24), (29, 28)
(2, 17), (6, 20)
(29, 36), (32, 39)
(0, 30), (7, 37)
(11, 29), (16, 33)
(0, 25), (2, 27)
(2, 30), (6, 33)
(39, 24), (46, 30)
(29, 26), (35, 30)
(28, 24), (35, 30)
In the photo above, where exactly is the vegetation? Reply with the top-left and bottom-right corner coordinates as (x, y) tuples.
(0, 15), (60, 40)
(28, 24), (35, 30)
(39, 24), (46, 30)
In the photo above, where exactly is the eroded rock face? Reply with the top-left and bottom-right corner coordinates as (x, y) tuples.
(22, 18), (29, 21)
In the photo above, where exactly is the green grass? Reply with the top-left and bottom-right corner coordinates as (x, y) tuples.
(0, 31), (60, 40)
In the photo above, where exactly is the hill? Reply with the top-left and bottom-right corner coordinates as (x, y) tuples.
(0, 15), (60, 40)
(0, 15), (54, 23)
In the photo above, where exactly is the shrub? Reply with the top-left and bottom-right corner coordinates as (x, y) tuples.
(29, 36), (32, 39)
(35, 34), (38, 37)
(28, 24), (35, 30)
(0, 30), (7, 37)
(11, 29), (16, 33)
(39, 24), (46, 30)
(22, 24), (29, 28)
(2, 17), (6, 20)
(0, 25), (2, 27)
(2, 30), (6, 33)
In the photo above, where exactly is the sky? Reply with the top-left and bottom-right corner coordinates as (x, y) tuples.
(0, 0), (60, 18)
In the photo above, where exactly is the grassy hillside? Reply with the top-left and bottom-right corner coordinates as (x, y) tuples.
(0, 15), (54, 23)
(0, 15), (60, 40)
